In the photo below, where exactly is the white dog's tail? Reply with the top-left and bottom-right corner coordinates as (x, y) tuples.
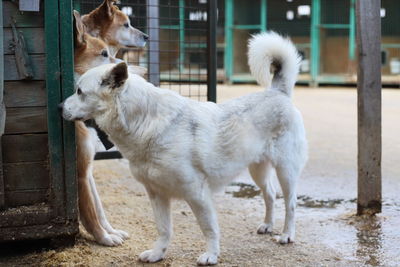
(248, 31), (301, 97)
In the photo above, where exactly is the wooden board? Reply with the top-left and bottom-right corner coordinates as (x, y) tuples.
(4, 107), (47, 134)
(4, 81), (46, 107)
(3, 28), (45, 55)
(4, 55), (45, 81)
(0, 0), (5, 209)
(3, 161), (49, 191)
(0, 203), (51, 228)
(356, 0), (382, 215)
(2, 1), (44, 28)
(0, 221), (78, 242)
(1, 134), (48, 163)
(5, 189), (48, 207)
(0, 137), (4, 209)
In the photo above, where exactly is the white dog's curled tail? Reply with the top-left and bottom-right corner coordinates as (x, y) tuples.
(248, 31), (301, 97)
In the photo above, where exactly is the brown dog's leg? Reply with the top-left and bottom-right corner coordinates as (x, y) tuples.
(76, 121), (123, 246)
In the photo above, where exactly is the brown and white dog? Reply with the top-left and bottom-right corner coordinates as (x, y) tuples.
(81, 0), (148, 57)
(72, 0), (147, 246)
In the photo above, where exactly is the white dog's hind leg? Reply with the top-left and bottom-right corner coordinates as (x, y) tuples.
(249, 160), (276, 234)
(186, 189), (220, 266)
(275, 164), (298, 244)
(139, 190), (172, 263)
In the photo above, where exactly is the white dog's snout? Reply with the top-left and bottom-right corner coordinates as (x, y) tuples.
(58, 102), (64, 112)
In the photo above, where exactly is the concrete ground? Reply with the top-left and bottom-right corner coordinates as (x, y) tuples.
(1, 86), (399, 266)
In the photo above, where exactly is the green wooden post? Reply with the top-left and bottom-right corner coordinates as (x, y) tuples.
(311, 0), (321, 86)
(179, 0), (185, 72)
(261, 0), (267, 32)
(224, 0), (233, 83)
(59, 0), (77, 222)
(349, 0), (356, 60)
(45, 0), (65, 217)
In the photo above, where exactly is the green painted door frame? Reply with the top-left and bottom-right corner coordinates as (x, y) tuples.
(224, 0), (267, 83)
(60, 0), (78, 219)
(45, 0), (77, 219)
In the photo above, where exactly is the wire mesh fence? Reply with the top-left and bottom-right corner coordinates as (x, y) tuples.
(74, 0), (215, 101)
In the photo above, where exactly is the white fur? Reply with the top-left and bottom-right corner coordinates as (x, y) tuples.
(248, 31), (301, 97)
(116, 19), (147, 48)
(62, 32), (308, 265)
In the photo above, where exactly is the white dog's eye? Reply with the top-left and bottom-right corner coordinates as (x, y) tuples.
(77, 88), (82, 95)
(123, 22), (129, 28)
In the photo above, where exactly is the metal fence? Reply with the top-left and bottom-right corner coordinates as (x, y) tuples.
(73, 0), (217, 159)
(75, 0), (216, 100)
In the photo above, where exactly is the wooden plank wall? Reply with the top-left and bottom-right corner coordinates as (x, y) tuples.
(0, 0), (5, 209)
(2, 1), (50, 208)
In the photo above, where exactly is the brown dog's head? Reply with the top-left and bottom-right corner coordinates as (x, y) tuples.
(73, 10), (123, 75)
(81, 0), (148, 50)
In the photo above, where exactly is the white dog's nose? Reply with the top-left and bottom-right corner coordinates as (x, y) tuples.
(58, 102), (64, 112)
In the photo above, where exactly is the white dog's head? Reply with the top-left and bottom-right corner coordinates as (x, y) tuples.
(60, 62), (129, 121)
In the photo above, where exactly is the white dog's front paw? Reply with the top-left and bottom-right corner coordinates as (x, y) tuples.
(257, 223), (273, 234)
(97, 233), (124, 246)
(278, 233), (294, 244)
(139, 249), (165, 263)
(197, 252), (218, 266)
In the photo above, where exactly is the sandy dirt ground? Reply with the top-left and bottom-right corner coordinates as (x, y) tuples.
(1, 86), (399, 267)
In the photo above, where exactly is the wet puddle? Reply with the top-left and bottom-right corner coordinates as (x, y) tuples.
(225, 183), (261, 198)
(225, 182), (400, 266)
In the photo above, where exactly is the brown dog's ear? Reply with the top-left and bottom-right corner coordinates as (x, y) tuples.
(73, 10), (86, 48)
(102, 62), (128, 89)
(97, 0), (116, 20)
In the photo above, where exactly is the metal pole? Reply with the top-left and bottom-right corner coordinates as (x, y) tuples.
(224, 0), (233, 84)
(349, 0), (356, 60)
(207, 0), (217, 102)
(179, 0), (185, 73)
(147, 0), (160, 86)
(261, 0), (267, 32)
(310, 0), (320, 87)
(356, 0), (382, 215)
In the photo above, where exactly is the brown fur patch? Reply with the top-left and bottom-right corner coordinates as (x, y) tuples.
(81, 0), (130, 48)
(75, 121), (108, 240)
(74, 34), (108, 75)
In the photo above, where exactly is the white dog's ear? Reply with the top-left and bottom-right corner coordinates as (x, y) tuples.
(102, 62), (128, 89)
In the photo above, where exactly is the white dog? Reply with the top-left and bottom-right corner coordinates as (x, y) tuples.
(60, 32), (308, 266)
